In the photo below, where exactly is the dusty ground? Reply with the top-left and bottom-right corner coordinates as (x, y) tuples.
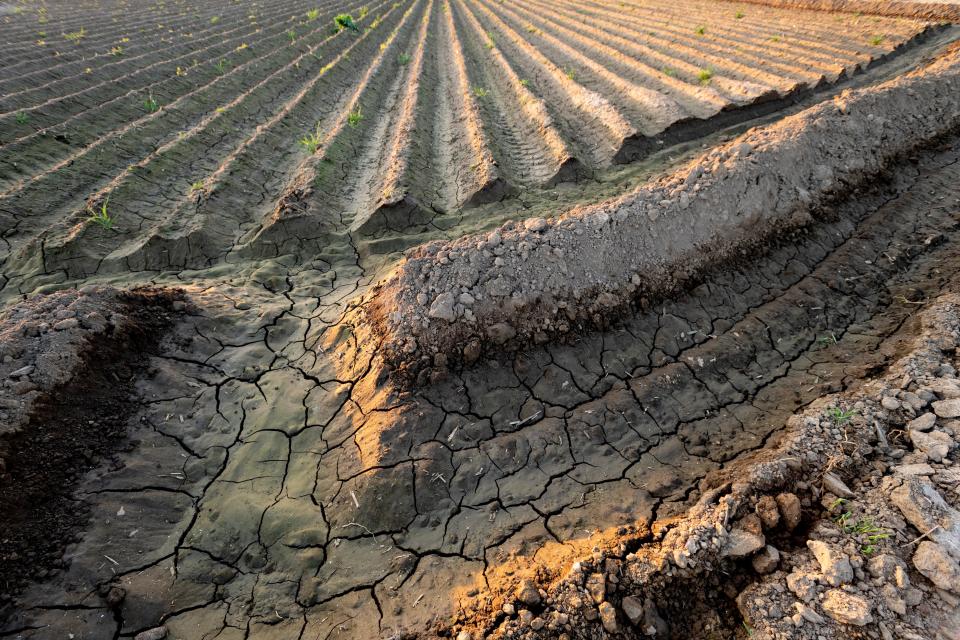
(1, 2), (960, 640)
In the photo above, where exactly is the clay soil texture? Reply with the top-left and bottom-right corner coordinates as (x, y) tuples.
(1, 1), (960, 640)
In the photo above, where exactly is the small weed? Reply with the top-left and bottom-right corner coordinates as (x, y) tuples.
(695, 24), (706, 35)
(299, 124), (323, 153)
(64, 27), (86, 42)
(742, 621), (754, 637)
(698, 68), (713, 85)
(398, 52), (411, 65)
(828, 406), (858, 425)
(87, 199), (114, 230)
(210, 15), (220, 25)
(189, 180), (205, 192)
(213, 58), (228, 74)
(816, 332), (838, 348)
(359, 6), (369, 19)
(564, 67), (576, 80)
(110, 45), (123, 56)
(347, 105), (364, 127)
(306, 8), (320, 22)
(334, 13), (360, 32)
(661, 66), (675, 77)
(84, 67), (92, 74)
(735, 10), (745, 19)
(472, 86), (488, 98)
(175, 65), (187, 77)
(769, 34), (781, 43)
(15, 111), (29, 125)
(288, 29), (297, 43)
(236, 42), (248, 51)
(35, 39), (46, 46)
(143, 96), (160, 112)
(525, 24), (537, 34)
(828, 497), (847, 511)
(869, 35), (884, 46)
(519, 78), (529, 87)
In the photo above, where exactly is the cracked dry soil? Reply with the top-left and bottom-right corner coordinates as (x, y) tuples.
(3, 129), (960, 638)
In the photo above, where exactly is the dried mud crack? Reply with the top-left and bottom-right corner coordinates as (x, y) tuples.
(3, 2), (960, 640)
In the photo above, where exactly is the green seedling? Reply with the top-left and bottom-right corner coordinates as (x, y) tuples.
(189, 180), (205, 192)
(143, 96), (160, 112)
(769, 34), (782, 42)
(64, 27), (86, 42)
(210, 15), (220, 24)
(661, 67), (675, 77)
(334, 13), (360, 32)
(695, 24), (706, 35)
(347, 105), (364, 127)
(359, 6), (369, 18)
(519, 78), (529, 87)
(869, 35), (884, 46)
(213, 58), (228, 74)
(564, 67), (576, 80)
(15, 111), (29, 124)
(306, 8), (320, 22)
(110, 45), (123, 56)
(299, 123), (323, 153)
(398, 52), (411, 65)
(87, 199), (114, 229)
(828, 406), (858, 425)
(288, 29), (297, 43)
(698, 68), (713, 85)
(735, 10), (745, 19)
(472, 86), (488, 98)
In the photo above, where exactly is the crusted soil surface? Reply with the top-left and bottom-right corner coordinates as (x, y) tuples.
(2, 2), (960, 640)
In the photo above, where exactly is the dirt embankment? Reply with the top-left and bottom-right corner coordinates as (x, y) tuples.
(728, 0), (960, 23)
(362, 43), (960, 385)
(445, 293), (960, 640)
(0, 287), (186, 613)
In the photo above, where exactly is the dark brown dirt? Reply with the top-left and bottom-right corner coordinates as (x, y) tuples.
(0, 288), (184, 620)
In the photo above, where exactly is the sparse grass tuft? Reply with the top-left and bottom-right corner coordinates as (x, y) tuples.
(210, 15), (220, 25)
(16, 111), (30, 125)
(288, 29), (297, 43)
(769, 34), (782, 43)
(306, 8), (320, 22)
(347, 105), (364, 127)
(86, 199), (115, 229)
(869, 35), (884, 46)
(110, 45), (123, 56)
(299, 124), (324, 153)
(564, 67), (576, 80)
(189, 180), (205, 193)
(472, 86), (488, 98)
(64, 27), (86, 42)
(334, 13), (360, 32)
(661, 66), (675, 77)
(828, 406), (858, 425)
(695, 24), (706, 35)
(143, 96), (160, 112)
(359, 6), (369, 19)
(698, 68), (713, 85)
(519, 78), (529, 87)
(213, 58), (229, 74)
(735, 10), (745, 19)
(398, 52), (411, 65)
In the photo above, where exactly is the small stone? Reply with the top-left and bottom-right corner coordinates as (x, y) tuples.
(787, 572), (818, 601)
(721, 528), (765, 558)
(502, 603), (515, 616)
(486, 322), (516, 345)
(516, 579), (541, 607)
(621, 595), (644, 625)
(908, 413), (937, 432)
(134, 629), (167, 640)
(910, 429), (953, 463)
(752, 545), (780, 574)
(932, 398), (960, 418)
(586, 573), (605, 604)
(821, 472), (854, 499)
(777, 493), (802, 530)
(7, 365), (33, 378)
(881, 396), (901, 411)
(458, 292), (475, 306)
(913, 541), (960, 594)
(599, 601), (618, 633)
(524, 217), (547, 232)
(456, 632), (473, 640)
(867, 554), (907, 581)
(53, 317), (79, 331)
(892, 463), (935, 476)
(821, 589), (873, 626)
(807, 540), (853, 586)
(756, 495), (780, 530)
(794, 602), (824, 624)
(427, 293), (456, 322)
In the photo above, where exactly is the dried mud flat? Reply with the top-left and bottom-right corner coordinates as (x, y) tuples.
(2, 1), (960, 640)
